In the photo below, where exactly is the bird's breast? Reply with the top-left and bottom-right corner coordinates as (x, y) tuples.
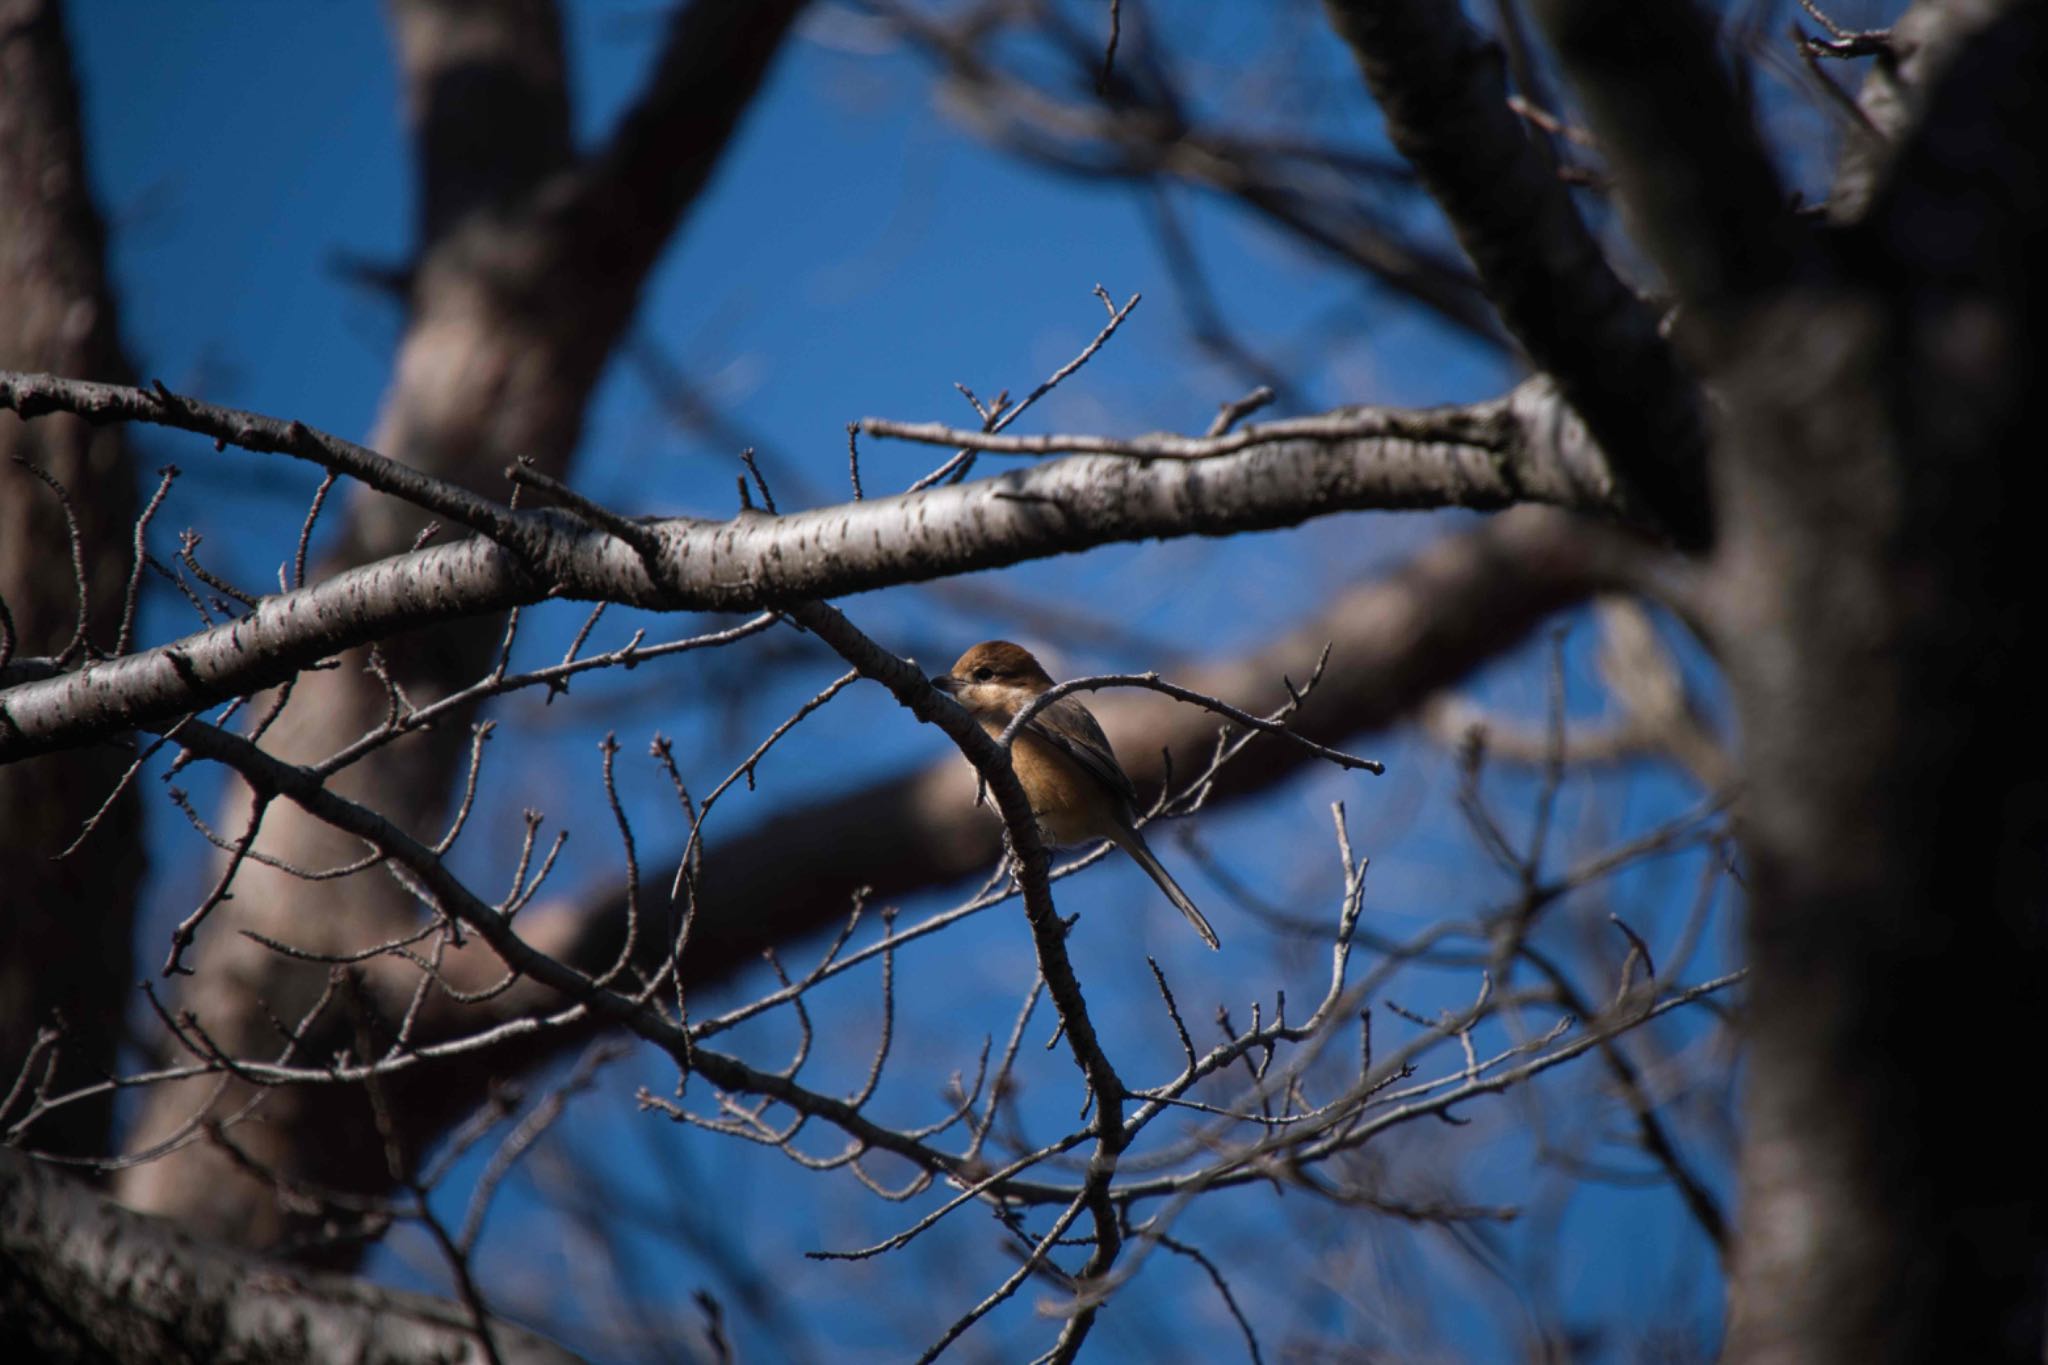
(996, 726), (1122, 847)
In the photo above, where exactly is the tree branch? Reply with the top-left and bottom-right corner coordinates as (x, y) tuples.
(0, 1148), (584, 1365)
(0, 374), (1631, 761)
(552, 0), (809, 284)
(564, 505), (1658, 992)
(387, 0), (573, 248)
(1532, 0), (1806, 314)
(1828, 0), (2029, 223)
(879, 0), (1504, 346)
(1322, 0), (1712, 548)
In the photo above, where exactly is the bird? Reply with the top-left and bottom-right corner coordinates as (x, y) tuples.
(930, 640), (1220, 950)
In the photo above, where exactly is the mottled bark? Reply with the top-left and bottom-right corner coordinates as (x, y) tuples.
(1524, 0), (2048, 1356)
(0, 372), (1627, 760)
(1718, 7), (2048, 1355)
(0, 1148), (584, 1364)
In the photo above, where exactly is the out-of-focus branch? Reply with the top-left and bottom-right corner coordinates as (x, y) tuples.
(1322, 0), (1711, 548)
(0, 1148), (584, 1365)
(0, 373), (1633, 761)
(1532, 0), (1805, 315)
(387, 0), (572, 247)
(551, 0), (809, 289)
(876, 0), (1504, 345)
(1710, 6), (2048, 1356)
(0, 0), (143, 1166)
(1424, 597), (1728, 790)
(1829, 0), (2025, 222)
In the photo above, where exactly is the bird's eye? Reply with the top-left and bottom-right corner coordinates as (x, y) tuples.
(972, 666), (994, 682)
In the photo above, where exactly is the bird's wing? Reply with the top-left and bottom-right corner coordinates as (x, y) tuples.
(1025, 696), (1140, 812)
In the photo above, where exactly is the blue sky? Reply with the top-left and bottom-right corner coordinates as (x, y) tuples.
(62, 3), (1756, 1359)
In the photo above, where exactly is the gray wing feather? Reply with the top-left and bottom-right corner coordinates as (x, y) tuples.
(1026, 697), (1139, 811)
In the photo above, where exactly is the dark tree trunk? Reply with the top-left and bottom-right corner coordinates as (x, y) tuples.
(0, 0), (142, 1167)
(1706, 4), (2048, 1358)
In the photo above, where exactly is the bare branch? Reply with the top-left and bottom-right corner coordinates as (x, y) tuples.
(0, 371), (543, 559)
(1323, 0), (1712, 546)
(1532, 0), (1806, 314)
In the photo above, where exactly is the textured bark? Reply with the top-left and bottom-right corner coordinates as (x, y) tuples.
(1717, 8), (2048, 1357)
(112, 0), (809, 1260)
(0, 0), (141, 1165)
(0, 1148), (584, 1364)
(1525, 0), (2048, 1356)
(0, 372), (1628, 760)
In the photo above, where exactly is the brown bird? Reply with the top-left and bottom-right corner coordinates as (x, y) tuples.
(931, 640), (1220, 950)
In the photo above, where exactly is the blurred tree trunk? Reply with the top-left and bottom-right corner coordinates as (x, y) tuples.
(113, 0), (809, 1262)
(1323, 0), (2048, 1350)
(1711, 4), (2048, 1353)
(1516, 0), (2048, 1355)
(0, 0), (141, 1168)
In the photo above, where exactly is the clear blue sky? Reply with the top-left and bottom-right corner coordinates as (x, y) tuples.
(65, 3), (1753, 1359)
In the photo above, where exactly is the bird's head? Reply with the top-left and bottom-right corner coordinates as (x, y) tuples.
(930, 639), (1055, 715)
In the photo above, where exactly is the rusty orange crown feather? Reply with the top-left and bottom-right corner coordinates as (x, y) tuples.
(946, 640), (1054, 687)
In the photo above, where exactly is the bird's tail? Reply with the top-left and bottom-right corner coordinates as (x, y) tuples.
(1114, 827), (1221, 950)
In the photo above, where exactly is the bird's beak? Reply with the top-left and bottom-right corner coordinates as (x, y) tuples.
(929, 674), (958, 695)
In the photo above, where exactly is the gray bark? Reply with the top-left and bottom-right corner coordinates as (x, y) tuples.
(0, 373), (1621, 760)
(1522, 0), (2048, 1356)
(1, 1148), (584, 1365)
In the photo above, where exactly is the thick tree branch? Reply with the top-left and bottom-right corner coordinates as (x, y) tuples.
(0, 1148), (583, 1365)
(1322, 0), (1712, 548)
(1830, 0), (2027, 223)
(388, 0), (572, 248)
(1713, 5), (2048, 1358)
(0, 373), (1629, 762)
(551, 0), (809, 285)
(1532, 0), (1806, 314)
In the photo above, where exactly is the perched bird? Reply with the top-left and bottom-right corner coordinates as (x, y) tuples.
(931, 640), (1220, 950)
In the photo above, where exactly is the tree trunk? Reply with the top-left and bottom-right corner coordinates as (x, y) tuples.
(0, 0), (142, 1167)
(1712, 4), (2048, 1357)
